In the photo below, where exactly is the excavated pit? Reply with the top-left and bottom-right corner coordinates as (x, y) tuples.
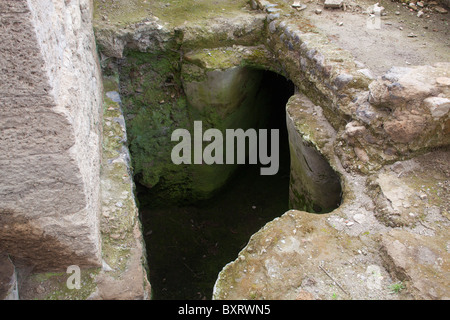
(4, 0), (448, 301)
(133, 70), (342, 299)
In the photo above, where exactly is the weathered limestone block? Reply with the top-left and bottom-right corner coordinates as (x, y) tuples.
(180, 13), (267, 50)
(94, 17), (175, 59)
(213, 209), (399, 300)
(324, 0), (344, 9)
(93, 2), (266, 59)
(286, 94), (342, 212)
(368, 63), (450, 148)
(15, 78), (151, 300)
(0, 0), (103, 271)
(182, 65), (264, 120)
(92, 79), (151, 300)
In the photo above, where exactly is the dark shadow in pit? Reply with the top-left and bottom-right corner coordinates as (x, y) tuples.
(137, 71), (295, 300)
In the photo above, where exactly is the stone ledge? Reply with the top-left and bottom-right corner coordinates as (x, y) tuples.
(15, 76), (151, 300)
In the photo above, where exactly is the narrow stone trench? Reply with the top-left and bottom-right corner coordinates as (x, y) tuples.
(136, 71), (295, 299)
(130, 68), (342, 299)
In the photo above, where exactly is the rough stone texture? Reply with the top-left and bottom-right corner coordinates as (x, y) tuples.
(209, 1), (449, 300)
(93, 0), (450, 300)
(368, 149), (449, 229)
(286, 94), (342, 212)
(182, 65), (267, 198)
(324, 0), (343, 9)
(254, 0), (449, 173)
(16, 77), (151, 300)
(93, 2), (266, 58)
(213, 146), (449, 299)
(0, 254), (18, 300)
(213, 209), (400, 300)
(381, 229), (450, 300)
(94, 16), (174, 59)
(183, 67), (262, 118)
(0, 0), (102, 271)
(92, 79), (151, 299)
(116, 44), (278, 204)
(368, 64), (450, 148)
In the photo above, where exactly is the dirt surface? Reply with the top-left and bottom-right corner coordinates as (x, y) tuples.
(303, 0), (450, 77)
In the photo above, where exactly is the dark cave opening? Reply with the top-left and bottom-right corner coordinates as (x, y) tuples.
(136, 70), (295, 300)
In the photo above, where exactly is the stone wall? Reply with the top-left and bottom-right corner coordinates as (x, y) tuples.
(286, 94), (342, 213)
(90, 0), (449, 300)
(0, 0), (103, 271)
(213, 0), (449, 300)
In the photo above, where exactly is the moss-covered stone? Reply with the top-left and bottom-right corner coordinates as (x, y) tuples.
(114, 36), (299, 204)
(26, 268), (100, 300)
(286, 94), (342, 213)
(118, 50), (191, 201)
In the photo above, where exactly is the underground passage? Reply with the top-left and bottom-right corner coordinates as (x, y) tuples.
(128, 68), (342, 299)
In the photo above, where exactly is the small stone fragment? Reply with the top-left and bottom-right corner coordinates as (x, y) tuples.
(408, 3), (418, 11)
(434, 6), (448, 14)
(353, 214), (366, 224)
(354, 147), (370, 163)
(324, 0), (343, 9)
(36, 285), (45, 294)
(296, 291), (315, 300)
(115, 201), (124, 208)
(423, 97), (450, 118)
(436, 77), (450, 86)
(292, 1), (307, 10)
